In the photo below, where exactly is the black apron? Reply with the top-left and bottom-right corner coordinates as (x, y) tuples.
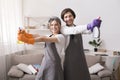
(35, 42), (64, 80)
(64, 34), (91, 80)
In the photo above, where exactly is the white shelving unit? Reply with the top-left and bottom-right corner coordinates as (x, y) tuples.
(24, 16), (51, 34)
(23, 17), (51, 53)
(24, 17), (50, 28)
(25, 28), (51, 35)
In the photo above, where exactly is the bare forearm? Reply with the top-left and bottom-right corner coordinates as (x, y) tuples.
(32, 34), (41, 38)
(34, 36), (58, 42)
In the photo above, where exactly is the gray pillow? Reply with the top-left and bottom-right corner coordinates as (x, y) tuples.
(98, 69), (112, 77)
(8, 66), (24, 78)
(85, 55), (101, 67)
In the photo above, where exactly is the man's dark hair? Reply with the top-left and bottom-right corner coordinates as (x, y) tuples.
(61, 8), (76, 21)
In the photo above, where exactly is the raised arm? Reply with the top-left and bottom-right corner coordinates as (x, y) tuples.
(60, 25), (88, 35)
(34, 36), (58, 43)
(18, 33), (59, 44)
(61, 17), (102, 35)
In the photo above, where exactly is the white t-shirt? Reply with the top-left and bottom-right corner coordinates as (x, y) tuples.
(60, 25), (88, 35)
(60, 25), (91, 49)
(54, 34), (65, 58)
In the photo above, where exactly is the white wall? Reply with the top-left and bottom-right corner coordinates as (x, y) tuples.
(23, 0), (120, 51)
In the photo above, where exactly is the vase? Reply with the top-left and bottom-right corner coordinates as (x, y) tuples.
(94, 48), (98, 52)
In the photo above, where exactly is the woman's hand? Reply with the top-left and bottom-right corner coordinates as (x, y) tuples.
(18, 28), (33, 38)
(17, 28), (34, 44)
(18, 34), (35, 44)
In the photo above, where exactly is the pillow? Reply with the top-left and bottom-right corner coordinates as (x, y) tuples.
(98, 69), (112, 77)
(28, 65), (37, 75)
(85, 55), (101, 67)
(105, 57), (117, 71)
(8, 66), (24, 78)
(89, 63), (104, 74)
(17, 63), (32, 74)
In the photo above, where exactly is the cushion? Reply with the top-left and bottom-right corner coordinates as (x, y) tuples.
(89, 63), (104, 74)
(90, 75), (100, 80)
(20, 74), (36, 80)
(11, 53), (44, 65)
(105, 57), (119, 71)
(28, 65), (37, 75)
(85, 55), (101, 67)
(17, 63), (32, 74)
(98, 69), (112, 77)
(8, 66), (24, 78)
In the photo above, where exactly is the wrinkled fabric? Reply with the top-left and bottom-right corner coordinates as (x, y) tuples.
(64, 34), (91, 80)
(35, 42), (64, 80)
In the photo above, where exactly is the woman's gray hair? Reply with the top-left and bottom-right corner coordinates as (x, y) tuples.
(48, 16), (61, 26)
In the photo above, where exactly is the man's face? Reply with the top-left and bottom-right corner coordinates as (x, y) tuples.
(63, 12), (74, 26)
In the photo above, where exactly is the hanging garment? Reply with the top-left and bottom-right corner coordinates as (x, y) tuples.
(64, 34), (91, 80)
(35, 42), (64, 80)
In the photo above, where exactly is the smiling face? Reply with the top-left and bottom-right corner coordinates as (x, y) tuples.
(49, 20), (61, 35)
(61, 8), (76, 26)
(63, 12), (74, 26)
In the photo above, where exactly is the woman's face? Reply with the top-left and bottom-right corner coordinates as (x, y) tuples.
(63, 12), (74, 26)
(49, 20), (60, 34)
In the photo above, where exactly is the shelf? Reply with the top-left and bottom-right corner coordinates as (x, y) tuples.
(24, 16), (50, 29)
(25, 28), (50, 31)
(23, 17), (51, 51)
(26, 29), (51, 35)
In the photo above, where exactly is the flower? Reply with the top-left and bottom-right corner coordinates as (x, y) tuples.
(89, 38), (102, 48)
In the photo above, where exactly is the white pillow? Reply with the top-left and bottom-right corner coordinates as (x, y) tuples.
(17, 63), (32, 74)
(89, 63), (104, 74)
(28, 65), (37, 75)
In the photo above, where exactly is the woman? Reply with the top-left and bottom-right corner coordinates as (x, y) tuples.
(60, 8), (102, 80)
(18, 17), (65, 80)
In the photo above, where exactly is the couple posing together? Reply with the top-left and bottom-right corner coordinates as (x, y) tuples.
(18, 8), (102, 80)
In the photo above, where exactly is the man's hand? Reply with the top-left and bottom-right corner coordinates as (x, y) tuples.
(87, 17), (102, 32)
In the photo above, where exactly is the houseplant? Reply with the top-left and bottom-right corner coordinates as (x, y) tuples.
(89, 38), (102, 52)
